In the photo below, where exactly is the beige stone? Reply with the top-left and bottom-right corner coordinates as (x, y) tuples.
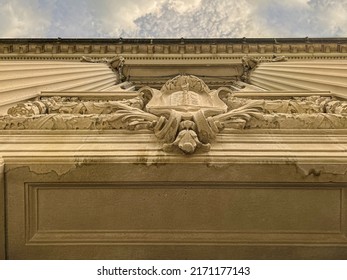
(249, 60), (347, 95)
(1, 127), (347, 259)
(1, 38), (347, 259)
(0, 157), (4, 260)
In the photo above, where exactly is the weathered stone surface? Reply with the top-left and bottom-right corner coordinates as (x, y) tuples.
(1, 75), (263, 154)
(3, 76), (347, 154)
(2, 39), (347, 260)
(4, 156), (347, 259)
(0, 157), (4, 260)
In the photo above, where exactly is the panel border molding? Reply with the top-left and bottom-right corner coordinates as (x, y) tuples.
(23, 182), (346, 246)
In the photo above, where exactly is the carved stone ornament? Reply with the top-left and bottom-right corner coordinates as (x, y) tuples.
(241, 55), (287, 83)
(140, 75), (263, 154)
(2, 75), (347, 154)
(81, 56), (126, 82)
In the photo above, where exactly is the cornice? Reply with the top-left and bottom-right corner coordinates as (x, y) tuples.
(1, 38), (347, 61)
(1, 37), (347, 44)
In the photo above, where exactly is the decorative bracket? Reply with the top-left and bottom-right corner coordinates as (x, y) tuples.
(241, 55), (287, 83)
(81, 56), (126, 83)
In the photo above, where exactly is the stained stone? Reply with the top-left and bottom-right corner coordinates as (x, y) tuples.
(1, 38), (347, 259)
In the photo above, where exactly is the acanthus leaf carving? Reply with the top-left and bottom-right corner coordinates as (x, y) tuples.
(7, 96), (147, 116)
(3, 75), (347, 154)
(210, 100), (265, 130)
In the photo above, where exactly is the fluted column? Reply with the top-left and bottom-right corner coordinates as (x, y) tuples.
(248, 60), (347, 96)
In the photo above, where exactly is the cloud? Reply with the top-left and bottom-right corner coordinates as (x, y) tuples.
(130, 0), (347, 37)
(45, 0), (168, 37)
(129, 0), (265, 37)
(0, 0), (347, 38)
(86, 0), (167, 37)
(0, 0), (167, 38)
(0, 0), (53, 37)
(305, 0), (347, 36)
(254, 0), (347, 37)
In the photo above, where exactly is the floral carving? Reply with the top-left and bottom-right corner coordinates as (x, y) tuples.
(7, 96), (146, 116)
(2, 75), (262, 154)
(3, 75), (347, 154)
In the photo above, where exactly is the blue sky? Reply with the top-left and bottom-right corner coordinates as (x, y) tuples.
(0, 0), (346, 38)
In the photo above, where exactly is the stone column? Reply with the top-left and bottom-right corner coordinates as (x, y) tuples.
(248, 60), (347, 96)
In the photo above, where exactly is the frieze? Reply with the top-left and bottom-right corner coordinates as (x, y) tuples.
(7, 96), (145, 116)
(2, 75), (347, 154)
(224, 95), (347, 115)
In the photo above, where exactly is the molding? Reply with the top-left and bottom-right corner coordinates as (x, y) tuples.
(2, 132), (347, 166)
(0, 75), (259, 154)
(1, 38), (347, 61)
(24, 182), (343, 245)
(2, 53), (347, 62)
(3, 75), (347, 154)
(5, 174), (347, 259)
(0, 157), (5, 259)
(40, 90), (138, 99)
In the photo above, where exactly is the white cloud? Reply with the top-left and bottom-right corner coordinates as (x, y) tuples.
(129, 0), (265, 37)
(0, 0), (347, 38)
(306, 0), (347, 36)
(45, 0), (168, 37)
(0, 0), (53, 37)
(0, 0), (167, 37)
(87, 0), (167, 37)
(168, 0), (202, 13)
(130, 0), (347, 37)
(253, 0), (347, 37)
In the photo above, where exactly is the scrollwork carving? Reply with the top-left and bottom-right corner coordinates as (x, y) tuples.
(3, 75), (347, 154)
(7, 96), (146, 117)
(241, 55), (287, 83)
(225, 95), (347, 115)
(246, 113), (347, 129)
(3, 75), (261, 154)
(81, 55), (126, 82)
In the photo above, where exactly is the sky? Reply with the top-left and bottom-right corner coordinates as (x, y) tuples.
(0, 0), (347, 38)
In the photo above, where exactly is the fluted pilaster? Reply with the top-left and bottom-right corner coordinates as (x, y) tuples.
(249, 60), (347, 96)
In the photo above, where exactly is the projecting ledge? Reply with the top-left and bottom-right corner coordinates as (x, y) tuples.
(2, 135), (347, 259)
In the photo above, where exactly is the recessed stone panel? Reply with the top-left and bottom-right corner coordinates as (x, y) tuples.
(26, 183), (342, 244)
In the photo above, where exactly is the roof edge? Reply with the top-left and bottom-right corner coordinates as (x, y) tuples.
(1, 37), (347, 44)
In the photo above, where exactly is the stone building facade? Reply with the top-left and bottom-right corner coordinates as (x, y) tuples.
(1, 38), (347, 259)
